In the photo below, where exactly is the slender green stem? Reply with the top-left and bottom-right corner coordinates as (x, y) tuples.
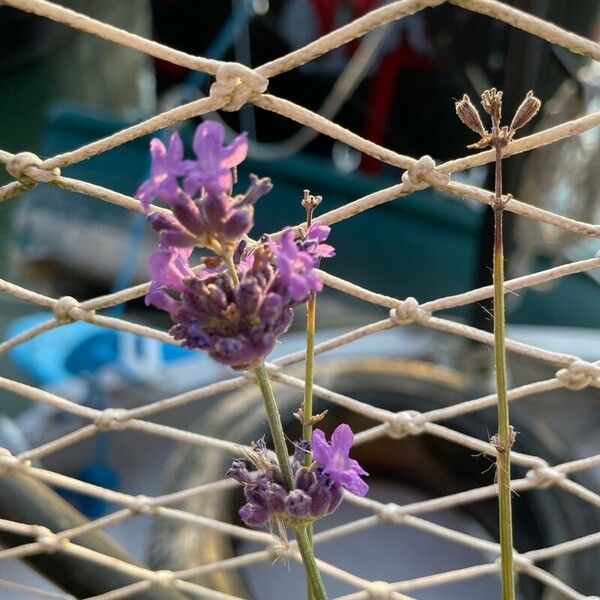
(492, 143), (515, 600)
(253, 363), (328, 600)
(254, 362), (294, 490)
(303, 291), (317, 600)
(295, 526), (328, 600)
(302, 292), (317, 448)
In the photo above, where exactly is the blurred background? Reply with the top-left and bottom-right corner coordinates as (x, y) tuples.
(0, 1), (598, 599)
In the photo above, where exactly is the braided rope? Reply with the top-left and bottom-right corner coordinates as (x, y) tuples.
(0, 0), (598, 598)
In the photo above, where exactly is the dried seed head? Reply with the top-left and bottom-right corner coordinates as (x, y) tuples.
(301, 189), (322, 211)
(510, 90), (541, 132)
(481, 88), (503, 123)
(455, 94), (487, 137)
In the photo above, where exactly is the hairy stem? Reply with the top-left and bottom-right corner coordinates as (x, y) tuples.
(303, 291), (317, 600)
(493, 142), (515, 600)
(254, 363), (328, 599)
(295, 525), (329, 600)
(254, 362), (294, 490)
(303, 293), (317, 449)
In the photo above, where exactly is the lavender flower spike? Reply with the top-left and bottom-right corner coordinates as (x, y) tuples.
(312, 424), (369, 496)
(136, 132), (185, 208)
(229, 437), (347, 528)
(184, 121), (248, 197)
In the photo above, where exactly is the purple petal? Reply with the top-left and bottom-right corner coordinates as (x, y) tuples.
(145, 285), (179, 315)
(221, 132), (248, 168)
(147, 245), (193, 291)
(192, 121), (226, 164)
(340, 472), (369, 497)
(166, 132), (184, 169)
(182, 170), (205, 197)
(331, 424), (354, 454)
(311, 429), (333, 465)
(307, 222), (331, 243)
(148, 138), (168, 176)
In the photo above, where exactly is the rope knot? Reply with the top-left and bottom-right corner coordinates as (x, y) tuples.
(556, 360), (597, 390)
(210, 63), (268, 111)
(526, 465), (566, 489)
(498, 553), (533, 572)
(6, 152), (60, 186)
(129, 494), (153, 515)
(401, 155), (449, 191)
(0, 448), (30, 475)
(368, 581), (393, 600)
(94, 408), (129, 431)
(152, 570), (176, 588)
(390, 297), (430, 324)
(387, 410), (425, 438)
(36, 530), (66, 554)
(53, 296), (80, 324)
(378, 503), (404, 524)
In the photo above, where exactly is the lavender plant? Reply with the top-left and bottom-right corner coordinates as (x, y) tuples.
(138, 121), (367, 600)
(455, 89), (540, 600)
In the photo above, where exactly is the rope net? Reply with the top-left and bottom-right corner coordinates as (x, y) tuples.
(0, 0), (599, 598)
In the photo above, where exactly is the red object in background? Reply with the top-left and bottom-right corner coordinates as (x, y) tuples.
(310, 0), (440, 173)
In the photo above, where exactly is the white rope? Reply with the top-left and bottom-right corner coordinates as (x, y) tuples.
(0, 0), (598, 598)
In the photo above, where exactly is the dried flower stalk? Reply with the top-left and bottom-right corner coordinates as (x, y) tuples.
(455, 88), (540, 600)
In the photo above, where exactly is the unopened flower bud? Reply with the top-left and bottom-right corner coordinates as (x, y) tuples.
(481, 88), (503, 123)
(160, 230), (198, 248)
(236, 278), (262, 317)
(285, 489), (311, 519)
(147, 211), (185, 234)
(509, 90), (541, 132)
(226, 459), (253, 485)
(239, 174), (272, 206)
(455, 94), (487, 137)
(170, 193), (206, 236)
(308, 482), (332, 518)
(244, 474), (270, 507)
(266, 483), (287, 513)
(222, 206), (253, 242)
(239, 502), (269, 527)
(294, 467), (317, 492)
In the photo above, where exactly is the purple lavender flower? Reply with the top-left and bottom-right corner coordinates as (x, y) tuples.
(140, 122), (334, 367)
(312, 424), (369, 497)
(136, 133), (185, 208)
(183, 121), (248, 197)
(228, 436), (349, 528)
(138, 122), (271, 252)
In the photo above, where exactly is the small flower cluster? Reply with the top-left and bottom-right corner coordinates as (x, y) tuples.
(455, 88), (540, 149)
(137, 121), (334, 368)
(228, 424), (368, 528)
